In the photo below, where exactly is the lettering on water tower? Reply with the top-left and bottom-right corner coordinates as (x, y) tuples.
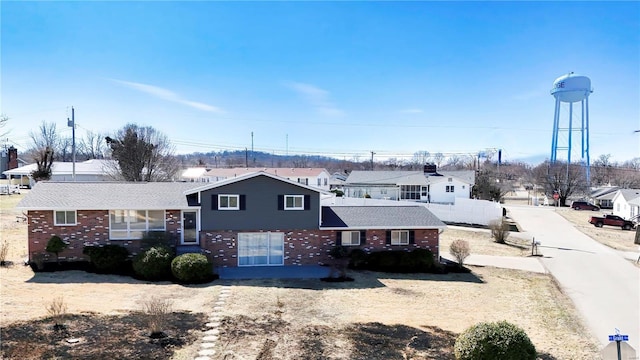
(555, 81), (565, 89)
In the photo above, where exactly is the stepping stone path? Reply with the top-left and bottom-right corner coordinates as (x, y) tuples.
(194, 285), (232, 360)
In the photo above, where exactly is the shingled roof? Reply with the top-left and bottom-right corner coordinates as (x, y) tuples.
(321, 206), (446, 230)
(17, 182), (202, 210)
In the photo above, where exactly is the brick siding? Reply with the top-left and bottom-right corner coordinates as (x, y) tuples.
(201, 228), (439, 268)
(27, 209), (183, 262)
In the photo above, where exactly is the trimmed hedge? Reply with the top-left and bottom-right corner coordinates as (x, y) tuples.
(348, 248), (437, 273)
(454, 321), (536, 360)
(83, 245), (130, 273)
(132, 246), (174, 280)
(171, 253), (211, 283)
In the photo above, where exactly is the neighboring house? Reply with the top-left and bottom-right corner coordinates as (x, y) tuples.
(203, 167), (331, 191)
(591, 186), (619, 209)
(18, 172), (445, 273)
(611, 189), (640, 220)
(344, 168), (475, 204)
(2, 159), (115, 187)
(329, 172), (347, 192)
(180, 167), (211, 183)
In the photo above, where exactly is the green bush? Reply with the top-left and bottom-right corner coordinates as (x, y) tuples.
(141, 231), (175, 251)
(45, 235), (67, 263)
(454, 321), (536, 360)
(133, 246), (174, 280)
(348, 249), (368, 269)
(83, 245), (130, 273)
(171, 253), (211, 283)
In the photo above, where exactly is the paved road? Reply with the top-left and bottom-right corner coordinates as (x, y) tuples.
(507, 205), (640, 353)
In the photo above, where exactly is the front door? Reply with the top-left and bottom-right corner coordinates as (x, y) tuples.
(237, 232), (284, 266)
(182, 211), (198, 245)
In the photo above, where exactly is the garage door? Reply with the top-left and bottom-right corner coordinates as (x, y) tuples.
(237, 232), (284, 266)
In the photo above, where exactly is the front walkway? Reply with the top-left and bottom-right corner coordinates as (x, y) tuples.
(216, 265), (332, 280)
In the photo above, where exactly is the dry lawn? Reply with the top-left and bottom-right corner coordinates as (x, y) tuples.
(0, 192), (601, 359)
(440, 228), (532, 257)
(555, 207), (637, 252)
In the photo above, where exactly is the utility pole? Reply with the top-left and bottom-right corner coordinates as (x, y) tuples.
(370, 151), (376, 171)
(67, 107), (76, 181)
(245, 148), (248, 168)
(251, 132), (255, 165)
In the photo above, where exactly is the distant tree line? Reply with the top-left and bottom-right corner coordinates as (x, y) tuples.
(16, 119), (640, 197)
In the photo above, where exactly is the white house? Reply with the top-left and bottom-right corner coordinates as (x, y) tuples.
(203, 167), (331, 191)
(2, 159), (116, 188)
(611, 189), (640, 220)
(343, 170), (475, 204)
(180, 167), (211, 183)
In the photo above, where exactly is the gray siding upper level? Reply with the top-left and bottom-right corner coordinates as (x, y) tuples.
(199, 176), (320, 231)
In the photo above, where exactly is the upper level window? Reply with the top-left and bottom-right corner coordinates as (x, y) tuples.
(341, 231), (361, 246)
(391, 230), (409, 245)
(219, 195), (240, 210)
(298, 178), (308, 185)
(446, 185), (455, 193)
(317, 178), (322, 186)
(324, 178), (328, 186)
(285, 195), (304, 210)
(54, 210), (76, 226)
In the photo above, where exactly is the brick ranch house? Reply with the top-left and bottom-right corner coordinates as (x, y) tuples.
(18, 172), (446, 274)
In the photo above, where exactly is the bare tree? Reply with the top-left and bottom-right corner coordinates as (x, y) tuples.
(591, 154), (614, 186)
(532, 160), (587, 206)
(29, 121), (60, 152)
(31, 147), (55, 181)
(433, 152), (444, 168)
(411, 150), (430, 169)
(105, 124), (179, 182)
(79, 130), (107, 159)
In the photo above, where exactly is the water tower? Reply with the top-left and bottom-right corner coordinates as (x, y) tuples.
(550, 72), (593, 183)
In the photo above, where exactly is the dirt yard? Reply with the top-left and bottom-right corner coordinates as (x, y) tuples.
(1, 192), (601, 359)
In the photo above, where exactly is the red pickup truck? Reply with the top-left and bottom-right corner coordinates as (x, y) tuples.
(589, 214), (635, 230)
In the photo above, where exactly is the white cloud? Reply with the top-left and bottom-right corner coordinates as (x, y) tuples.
(285, 81), (344, 116)
(400, 108), (424, 114)
(110, 79), (223, 113)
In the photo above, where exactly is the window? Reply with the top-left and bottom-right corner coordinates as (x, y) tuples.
(341, 231), (361, 246)
(391, 230), (409, 245)
(401, 185), (421, 200)
(298, 178), (308, 185)
(109, 210), (166, 239)
(54, 210), (76, 226)
(446, 185), (455, 193)
(380, 189), (387, 195)
(324, 178), (328, 186)
(219, 194), (240, 210)
(285, 195), (304, 210)
(317, 178), (321, 186)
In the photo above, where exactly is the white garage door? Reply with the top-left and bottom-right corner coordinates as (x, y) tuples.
(237, 232), (284, 266)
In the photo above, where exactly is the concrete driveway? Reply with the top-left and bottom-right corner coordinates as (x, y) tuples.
(507, 205), (640, 353)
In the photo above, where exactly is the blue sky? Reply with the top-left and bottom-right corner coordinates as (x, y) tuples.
(2, 1), (639, 164)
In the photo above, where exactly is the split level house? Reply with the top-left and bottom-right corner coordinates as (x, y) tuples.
(18, 172), (445, 274)
(343, 167), (475, 204)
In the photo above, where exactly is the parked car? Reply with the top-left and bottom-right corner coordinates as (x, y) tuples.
(571, 201), (599, 211)
(589, 214), (635, 230)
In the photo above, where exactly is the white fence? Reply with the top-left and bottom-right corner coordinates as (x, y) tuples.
(0, 184), (20, 195)
(423, 198), (503, 226)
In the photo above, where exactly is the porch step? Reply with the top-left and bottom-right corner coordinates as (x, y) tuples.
(176, 245), (203, 256)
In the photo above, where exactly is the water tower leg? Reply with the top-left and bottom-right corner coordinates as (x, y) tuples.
(551, 98), (561, 162)
(568, 102), (573, 164)
(585, 97), (591, 188)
